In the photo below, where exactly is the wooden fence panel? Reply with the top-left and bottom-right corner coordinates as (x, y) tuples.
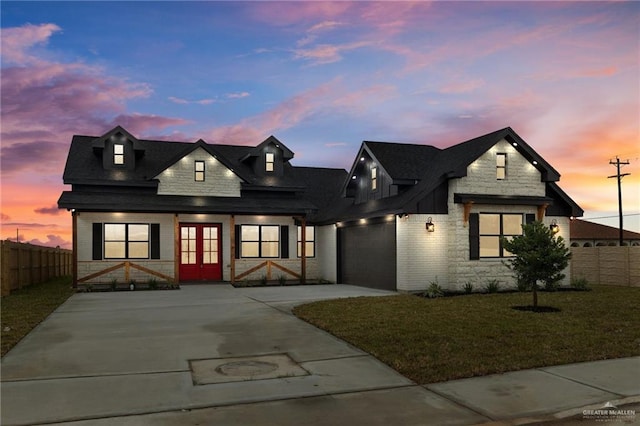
(1, 241), (73, 296)
(571, 246), (640, 287)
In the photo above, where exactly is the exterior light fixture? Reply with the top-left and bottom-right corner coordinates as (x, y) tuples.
(360, 157), (365, 162)
(550, 219), (559, 234)
(512, 142), (518, 147)
(532, 160), (538, 165)
(352, 175), (357, 180)
(426, 217), (435, 232)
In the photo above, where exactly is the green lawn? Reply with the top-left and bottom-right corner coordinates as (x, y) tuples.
(293, 286), (640, 384)
(1, 276), (75, 357)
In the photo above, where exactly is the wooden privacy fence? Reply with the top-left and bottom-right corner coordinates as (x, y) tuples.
(571, 246), (640, 287)
(1, 241), (73, 296)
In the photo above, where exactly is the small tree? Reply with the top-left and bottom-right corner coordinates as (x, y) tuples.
(502, 221), (571, 308)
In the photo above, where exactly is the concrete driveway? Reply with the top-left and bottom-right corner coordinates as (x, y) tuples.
(2, 284), (638, 426)
(0, 284), (488, 426)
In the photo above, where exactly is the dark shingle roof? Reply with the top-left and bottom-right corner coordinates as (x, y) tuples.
(363, 142), (440, 181)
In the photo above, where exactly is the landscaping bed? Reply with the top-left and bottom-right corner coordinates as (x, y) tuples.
(1, 276), (75, 357)
(293, 285), (640, 384)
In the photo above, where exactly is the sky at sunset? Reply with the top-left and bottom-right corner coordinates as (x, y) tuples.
(1, 1), (639, 249)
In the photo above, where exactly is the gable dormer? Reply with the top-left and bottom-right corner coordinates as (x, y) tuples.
(92, 126), (145, 171)
(240, 136), (294, 177)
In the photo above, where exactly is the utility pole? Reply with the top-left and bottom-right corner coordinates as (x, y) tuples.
(608, 157), (630, 246)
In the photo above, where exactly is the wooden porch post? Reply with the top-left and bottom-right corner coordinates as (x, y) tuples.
(230, 214), (236, 284)
(300, 217), (306, 284)
(72, 210), (78, 289)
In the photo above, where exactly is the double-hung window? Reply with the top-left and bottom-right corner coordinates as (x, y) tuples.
(240, 225), (279, 258)
(371, 167), (377, 191)
(496, 153), (507, 180)
(478, 213), (522, 258)
(297, 226), (315, 258)
(265, 152), (275, 172)
(194, 161), (205, 182)
(114, 144), (125, 165)
(104, 224), (149, 259)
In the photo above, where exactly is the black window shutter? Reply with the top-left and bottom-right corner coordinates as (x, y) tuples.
(150, 224), (160, 259)
(92, 223), (103, 260)
(469, 213), (480, 260)
(234, 225), (241, 259)
(525, 214), (536, 224)
(280, 225), (289, 259)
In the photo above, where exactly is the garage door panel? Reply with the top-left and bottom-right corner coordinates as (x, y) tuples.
(339, 222), (396, 290)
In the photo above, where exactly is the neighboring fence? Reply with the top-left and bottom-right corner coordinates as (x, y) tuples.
(1, 241), (73, 296)
(571, 246), (640, 287)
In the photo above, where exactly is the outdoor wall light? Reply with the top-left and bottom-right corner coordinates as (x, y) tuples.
(550, 219), (559, 234)
(426, 217), (435, 232)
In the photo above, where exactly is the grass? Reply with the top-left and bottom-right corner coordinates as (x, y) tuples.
(293, 285), (640, 384)
(1, 276), (75, 357)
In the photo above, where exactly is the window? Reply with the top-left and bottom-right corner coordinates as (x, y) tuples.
(297, 226), (315, 257)
(114, 144), (124, 165)
(194, 161), (205, 182)
(265, 152), (275, 172)
(479, 214), (522, 258)
(496, 153), (506, 180)
(240, 225), (279, 258)
(371, 167), (377, 191)
(104, 224), (149, 259)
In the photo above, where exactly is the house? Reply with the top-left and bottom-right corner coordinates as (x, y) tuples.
(570, 219), (640, 247)
(58, 126), (583, 291)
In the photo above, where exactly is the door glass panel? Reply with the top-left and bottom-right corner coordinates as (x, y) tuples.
(181, 226), (196, 264)
(203, 226), (218, 264)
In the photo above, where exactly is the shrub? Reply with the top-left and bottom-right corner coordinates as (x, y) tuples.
(571, 277), (590, 291)
(463, 282), (474, 294)
(260, 274), (268, 286)
(425, 280), (444, 298)
(278, 275), (286, 286)
(110, 278), (118, 291)
(484, 279), (500, 293)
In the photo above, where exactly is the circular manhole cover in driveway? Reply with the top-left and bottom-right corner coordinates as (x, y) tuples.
(216, 360), (279, 377)
(190, 353), (309, 385)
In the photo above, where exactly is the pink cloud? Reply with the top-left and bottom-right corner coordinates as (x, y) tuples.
(0, 23), (62, 65)
(294, 41), (371, 65)
(439, 78), (485, 94)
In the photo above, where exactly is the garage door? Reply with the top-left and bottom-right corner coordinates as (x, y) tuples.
(338, 221), (396, 290)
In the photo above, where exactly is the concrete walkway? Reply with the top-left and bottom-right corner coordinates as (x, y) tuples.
(1, 284), (638, 426)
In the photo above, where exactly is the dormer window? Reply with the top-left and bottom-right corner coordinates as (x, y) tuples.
(371, 166), (377, 191)
(265, 152), (275, 172)
(194, 161), (205, 182)
(114, 143), (124, 165)
(496, 153), (506, 180)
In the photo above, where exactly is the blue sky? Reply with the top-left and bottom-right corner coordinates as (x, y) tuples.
(1, 1), (639, 247)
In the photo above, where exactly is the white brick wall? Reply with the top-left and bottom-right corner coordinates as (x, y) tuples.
(396, 214), (449, 292)
(155, 147), (242, 197)
(316, 224), (337, 283)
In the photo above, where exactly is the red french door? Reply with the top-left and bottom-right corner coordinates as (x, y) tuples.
(179, 224), (222, 281)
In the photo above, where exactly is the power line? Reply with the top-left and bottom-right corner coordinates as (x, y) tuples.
(608, 156), (631, 245)
(583, 213), (640, 221)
